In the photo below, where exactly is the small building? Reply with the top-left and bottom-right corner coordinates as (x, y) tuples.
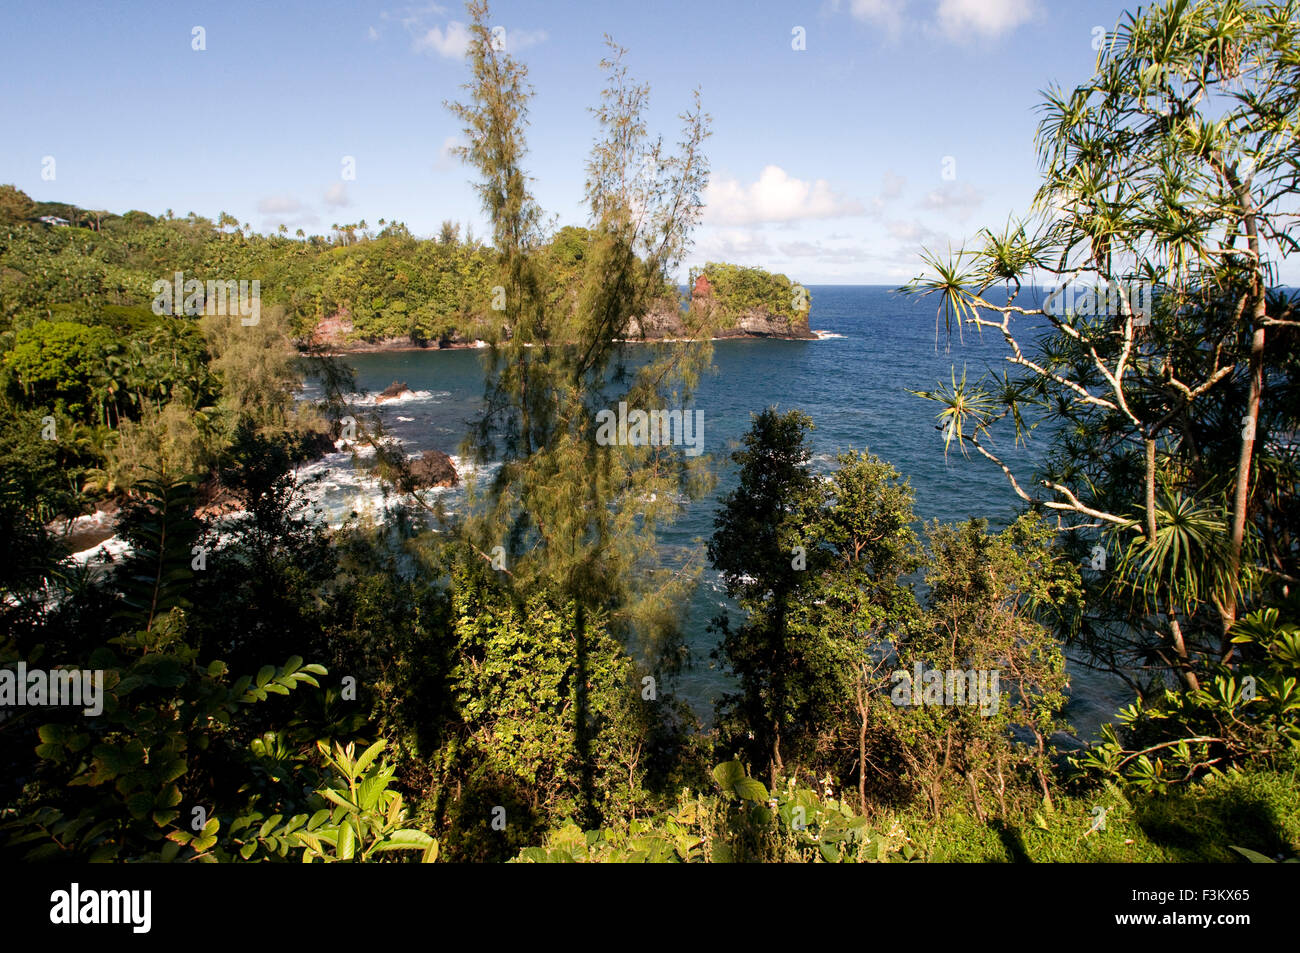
(38, 215), (70, 227)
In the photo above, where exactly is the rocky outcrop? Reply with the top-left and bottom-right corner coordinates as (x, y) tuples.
(296, 428), (339, 460)
(376, 380), (413, 403)
(308, 310), (481, 352)
(196, 476), (242, 520)
(625, 302), (693, 339)
(624, 289), (816, 341)
(309, 271), (816, 349)
(714, 307), (817, 340)
(310, 310), (355, 349)
(691, 272), (815, 340)
(409, 449), (459, 488)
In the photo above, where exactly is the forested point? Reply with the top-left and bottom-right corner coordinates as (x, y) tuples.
(1, 0), (1298, 866)
(0, 191), (812, 351)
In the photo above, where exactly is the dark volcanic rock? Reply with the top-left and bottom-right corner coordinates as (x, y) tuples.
(377, 380), (412, 403)
(409, 449), (459, 489)
(296, 428), (338, 460)
(625, 304), (690, 339)
(196, 476), (243, 520)
(715, 308), (817, 340)
(626, 286), (815, 341)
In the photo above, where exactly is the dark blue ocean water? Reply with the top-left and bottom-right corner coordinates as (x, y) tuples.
(314, 286), (1128, 737)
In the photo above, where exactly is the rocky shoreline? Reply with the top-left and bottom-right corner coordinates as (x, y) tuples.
(307, 281), (818, 354)
(311, 329), (820, 355)
(310, 323), (820, 354)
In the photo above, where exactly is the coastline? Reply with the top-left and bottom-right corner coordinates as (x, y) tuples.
(308, 329), (827, 355)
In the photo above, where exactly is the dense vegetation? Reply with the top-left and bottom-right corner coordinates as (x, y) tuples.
(1, 0), (1297, 863)
(691, 261), (812, 327)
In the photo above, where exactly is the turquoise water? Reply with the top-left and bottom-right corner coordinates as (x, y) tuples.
(313, 285), (1128, 737)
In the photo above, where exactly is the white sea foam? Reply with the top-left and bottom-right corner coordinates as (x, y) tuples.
(59, 509), (117, 537)
(345, 389), (439, 407)
(71, 535), (132, 565)
(813, 330), (845, 340)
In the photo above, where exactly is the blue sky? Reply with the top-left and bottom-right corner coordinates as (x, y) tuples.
(1, 0), (1236, 283)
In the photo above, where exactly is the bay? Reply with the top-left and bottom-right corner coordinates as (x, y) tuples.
(310, 285), (1130, 737)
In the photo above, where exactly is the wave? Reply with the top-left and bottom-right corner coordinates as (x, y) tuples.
(345, 389), (441, 407)
(292, 449), (502, 528)
(71, 535), (132, 565)
(813, 330), (846, 340)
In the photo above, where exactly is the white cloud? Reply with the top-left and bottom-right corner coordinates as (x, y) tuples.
(778, 240), (873, 264)
(704, 166), (864, 226)
(839, 0), (909, 36)
(692, 229), (774, 261)
(918, 182), (983, 219)
(836, 0), (1039, 42)
(502, 28), (548, 52)
(411, 20), (546, 59)
(324, 183), (352, 208)
(935, 0), (1039, 39)
(382, 4), (449, 30)
(434, 135), (462, 172)
(368, 26), (379, 41)
(257, 196), (304, 215)
(866, 171), (907, 215)
(256, 196), (319, 230)
(414, 20), (471, 58)
(886, 219), (942, 243)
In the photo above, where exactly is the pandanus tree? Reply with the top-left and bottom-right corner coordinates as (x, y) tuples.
(903, 0), (1300, 693)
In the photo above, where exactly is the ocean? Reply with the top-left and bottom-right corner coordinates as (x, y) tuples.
(301, 285), (1130, 737)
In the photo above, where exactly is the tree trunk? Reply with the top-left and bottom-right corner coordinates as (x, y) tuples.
(1224, 320), (1265, 652)
(1034, 730), (1054, 812)
(1144, 437), (1158, 542)
(857, 682), (869, 814)
(1224, 175), (1268, 652)
(1168, 612), (1199, 691)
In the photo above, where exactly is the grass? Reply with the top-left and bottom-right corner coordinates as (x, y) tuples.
(896, 754), (1300, 863)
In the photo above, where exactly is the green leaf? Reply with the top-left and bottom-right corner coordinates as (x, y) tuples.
(1230, 845), (1275, 863)
(353, 739), (387, 777)
(734, 777), (769, 803)
(375, 829), (435, 851)
(711, 761), (746, 792)
(337, 822), (356, 861)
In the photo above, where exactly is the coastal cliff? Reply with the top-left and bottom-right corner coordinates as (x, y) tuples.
(310, 267), (816, 351)
(627, 272), (816, 341)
